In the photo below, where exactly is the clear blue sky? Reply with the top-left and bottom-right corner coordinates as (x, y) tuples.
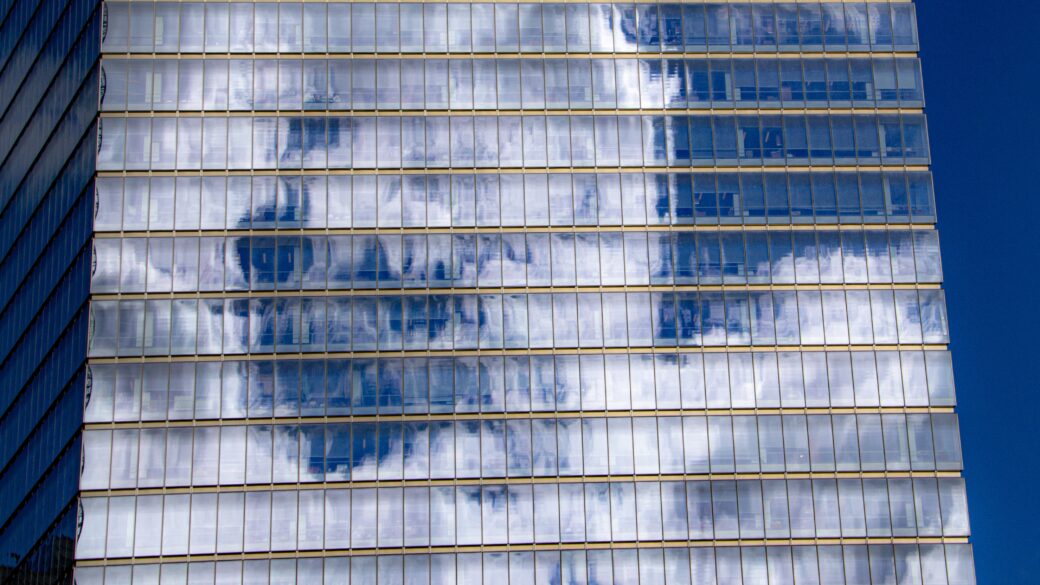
(916, 1), (1040, 580)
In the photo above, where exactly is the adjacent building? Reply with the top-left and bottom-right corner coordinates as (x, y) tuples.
(0, 0), (103, 582)
(0, 2), (975, 584)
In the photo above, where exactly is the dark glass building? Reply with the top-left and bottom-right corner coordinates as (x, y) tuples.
(0, 0), (103, 582)
(0, 1), (975, 584)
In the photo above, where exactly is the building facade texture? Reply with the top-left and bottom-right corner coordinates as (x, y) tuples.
(0, 1), (974, 584)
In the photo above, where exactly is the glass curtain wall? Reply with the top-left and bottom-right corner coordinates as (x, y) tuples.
(76, 2), (974, 584)
(0, 0), (102, 583)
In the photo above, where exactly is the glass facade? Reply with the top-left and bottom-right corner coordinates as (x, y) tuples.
(0, 0), (102, 582)
(0, 1), (974, 584)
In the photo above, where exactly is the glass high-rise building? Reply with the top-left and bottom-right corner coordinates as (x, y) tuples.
(0, 1), (975, 584)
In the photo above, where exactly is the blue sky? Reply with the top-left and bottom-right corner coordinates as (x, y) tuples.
(916, 1), (1040, 580)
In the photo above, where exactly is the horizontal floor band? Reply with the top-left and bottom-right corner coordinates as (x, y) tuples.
(86, 343), (951, 364)
(101, 107), (921, 118)
(89, 283), (943, 301)
(74, 536), (969, 568)
(86, 344), (950, 364)
(103, 51), (920, 61)
(95, 165), (933, 177)
(94, 224), (939, 238)
(83, 405), (957, 430)
(80, 469), (964, 498)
